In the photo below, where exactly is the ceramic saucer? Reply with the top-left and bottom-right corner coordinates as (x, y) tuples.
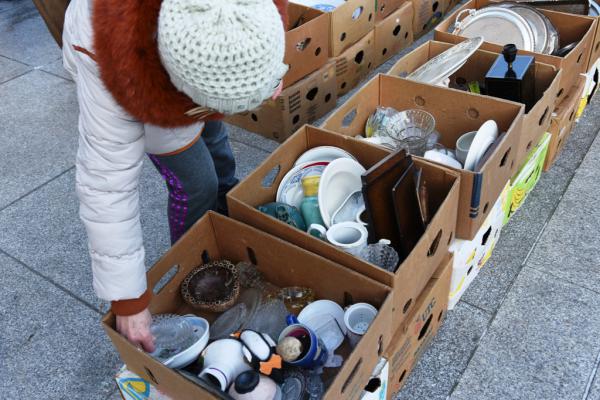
(463, 120), (498, 171)
(276, 161), (328, 209)
(318, 158), (366, 227)
(424, 150), (463, 169)
(293, 146), (357, 166)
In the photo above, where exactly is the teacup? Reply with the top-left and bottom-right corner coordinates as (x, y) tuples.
(308, 221), (368, 256)
(344, 303), (378, 348)
(455, 131), (477, 165)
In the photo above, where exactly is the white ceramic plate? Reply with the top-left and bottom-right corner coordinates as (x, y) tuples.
(424, 150), (463, 169)
(276, 161), (328, 209)
(318, 158), (366, 227)
(406, 37), (484, 85)
(294, 146), (357, 167)
(464, 120), (499, 171)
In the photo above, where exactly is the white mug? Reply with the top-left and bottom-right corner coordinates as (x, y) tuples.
(344, 303), (378, 348)
(308, 221), (368, 256)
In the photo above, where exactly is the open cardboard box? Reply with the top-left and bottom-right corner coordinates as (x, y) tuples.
(334, 30), (376, 96)
(321, 75), (524, 240)
(434, 0), (597, 105)
(544, 74), (587, 170)
(375, 0), (408, 21)
(387, 40), (561, 168)
(102, 212), (393, 400)
(283, 3), (330, 88)
(225, 61), (337, 142)
(227, 125), (460, 331)
(374, 2), (414, 67)
(384, 254), (452, 399)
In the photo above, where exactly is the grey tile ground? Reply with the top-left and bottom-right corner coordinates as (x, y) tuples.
(0, 54), (30, 83)
(0, 69), (78, 209)
(460, 164), (573, 313)
(0, 0), (61, 66)
(526, 132), (600, 293)
(395, 302), (491, 400)
(227, 123), (279, 153)
(588, 362), (600, 400)
(41, 58), (74, 81)
(450, 267), (600, 400)
(0, 253), (119, 399)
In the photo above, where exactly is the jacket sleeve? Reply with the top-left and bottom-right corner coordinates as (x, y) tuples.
(63, 4), (150, 314)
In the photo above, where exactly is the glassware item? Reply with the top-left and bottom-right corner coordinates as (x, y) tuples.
(236, 261), (265, 289)
(364, 107), (399, 138)
(300, 176), (326, 234)
(151, 317), (196, 359)
(245, 299), (289, 341)
(305, 370), (324, 400)
(278, 287), (315, 315)
(359, 239), (400, 272)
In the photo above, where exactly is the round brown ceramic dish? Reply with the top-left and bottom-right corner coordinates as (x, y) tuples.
(181, 260), (240, 312)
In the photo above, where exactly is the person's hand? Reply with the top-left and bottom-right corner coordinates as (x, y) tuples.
(272, 80), (283, 99)
(116, 308), (155, 353)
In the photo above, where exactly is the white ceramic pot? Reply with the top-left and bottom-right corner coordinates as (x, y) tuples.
(200, 338), (252, 391)
(308, 221), (368, 256)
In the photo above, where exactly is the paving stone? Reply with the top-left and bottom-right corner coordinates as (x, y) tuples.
(461, 164), (573, 313)
(0, 70), (78, 209)
(527, 134), (600, 293)
(0, 54), (30, 83)
(450, 267), (600, 400)
(41, 58), (73, 81)
(394, 302), (491, 400)
(553, 93), (600, 173)
(226, 123), (279, 153)
(588, 365), (600, 400)
(0, 253), (120, 399)
(230, 140), (272, 179)
(0, 0), (61, 66)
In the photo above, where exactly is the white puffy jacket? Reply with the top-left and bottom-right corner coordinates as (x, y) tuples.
(62, 0), (203, 304)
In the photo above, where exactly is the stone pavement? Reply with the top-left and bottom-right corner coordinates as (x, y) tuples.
(1, 1), (599, 399)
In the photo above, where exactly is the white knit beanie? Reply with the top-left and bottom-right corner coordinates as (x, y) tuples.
(158, 0), (288, 115)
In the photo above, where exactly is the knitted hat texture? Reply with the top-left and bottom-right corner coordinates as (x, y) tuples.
(158, 0), (288, 115)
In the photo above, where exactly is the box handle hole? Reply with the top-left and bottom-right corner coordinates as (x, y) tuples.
(438, 310), (444, 322)
(292, 114), (300, 124)
(340, 32), (346, 42)
(398, 370), (407, 383)
(296, 37), (311, 51)
(261, 165), (281, 188)
(251, 113), (258, 122)
(427, 229), (442, 257)
(577, 53), (583, 64)
(432, 1), (439, 11)
(526, 140), (533, 151)
(557, 88), (564, 98)
(481, 226), (492, 246)
(378, 334), (384, 356)
(352, 6), (364, 20)
(539, 106), (549, 126)
(393, 25), (401, 36)
(467, 265), (473, 275)
(382, 48), (388, 56)
(306, 87), (319, 101)
(247, 247), (258, 265)
(447, 231), (453, 245)
(569, 110), (575, 121)
(201, 250), (211, 264)
(315, 46), (322, 56)
(144, 367), (158, 385)
(500, 147), (511, 167)
(341, 357), (362, 393)
(418, 313), (433, 340)
(414, 96), (426, 106)
(342, 108), (358, 127)
(152, 264), (179, 295)
(403, 298), (413, 314)
(354, 50), (365, 64)
(483, 202), (490, 215)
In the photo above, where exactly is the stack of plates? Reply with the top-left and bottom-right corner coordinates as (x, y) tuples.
(453, 3), (560, 54)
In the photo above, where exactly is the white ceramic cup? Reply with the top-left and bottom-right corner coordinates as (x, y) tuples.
(344, 303), (378, 348)
(308, 221), (368, 256)
(455, 131), (477, 165)
(200, 338), (252, 391)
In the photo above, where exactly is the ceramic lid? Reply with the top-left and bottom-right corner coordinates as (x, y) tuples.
(406, 37), (484, 85)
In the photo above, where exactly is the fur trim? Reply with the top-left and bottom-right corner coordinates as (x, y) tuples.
(93, 0), (288, 128)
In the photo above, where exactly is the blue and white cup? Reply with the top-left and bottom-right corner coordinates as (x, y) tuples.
(278, 316), (329, 369)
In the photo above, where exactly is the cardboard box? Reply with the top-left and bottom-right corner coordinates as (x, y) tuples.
(225, 61), (337, 142)
(375, 0), (408, 21)
(314, 0), (377, 56)
(385, 255), (452, 398)
(360, 358), (390, 400)
(412, 0), (448, 38)
(387, 40), (561, 168)
(448, 181), (509, 309)
(321, 74), (524, 240)
(434, 0), (597, 104)
(544, 74), (587, 170)
(374, 3), (414, 66)
(283, 3), (330, 88)
(504, 133), (551, 225)
(103, 212), (393, 400)
(587, 16), (600, 71)
(334, 30), (376, 96)
(227, 125), (460, 331)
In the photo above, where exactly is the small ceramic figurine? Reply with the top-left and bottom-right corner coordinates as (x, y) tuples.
(228, 370), (280, 400)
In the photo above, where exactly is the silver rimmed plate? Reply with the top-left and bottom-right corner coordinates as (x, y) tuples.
(406, 37), (484, 85)
(453, 7), (536, 52)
